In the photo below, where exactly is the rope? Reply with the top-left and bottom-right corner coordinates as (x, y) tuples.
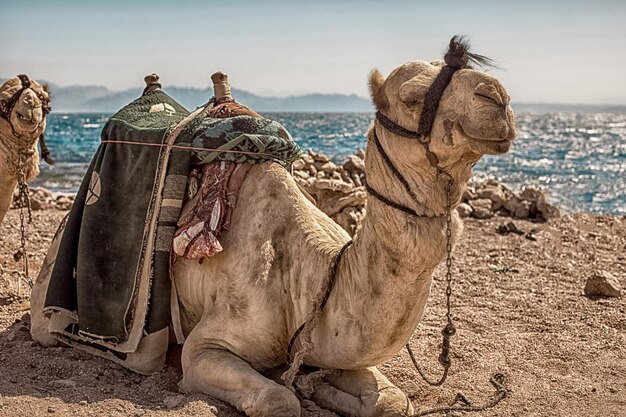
(100, 139), (279, 158)
(283, 240), (353, 391)
(412, 373), (509, 416)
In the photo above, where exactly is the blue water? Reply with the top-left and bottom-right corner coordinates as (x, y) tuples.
(36, 112), (626, 215)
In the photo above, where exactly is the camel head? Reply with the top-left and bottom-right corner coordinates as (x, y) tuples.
(0, 75), (53, 162)
(369, 37), (516, 173)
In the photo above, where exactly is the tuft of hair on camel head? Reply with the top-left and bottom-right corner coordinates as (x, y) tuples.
(444, 35), (497, 69)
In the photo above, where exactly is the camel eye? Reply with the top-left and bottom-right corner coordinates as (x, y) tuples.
(474, 92), (499, 104)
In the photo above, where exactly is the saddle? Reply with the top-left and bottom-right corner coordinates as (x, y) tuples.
(37, 72), (301, 372)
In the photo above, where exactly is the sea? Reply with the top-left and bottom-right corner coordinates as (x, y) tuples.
(35, 112), (626, 215)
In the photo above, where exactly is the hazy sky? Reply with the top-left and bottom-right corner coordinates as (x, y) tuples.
(2, 0), (625, 104)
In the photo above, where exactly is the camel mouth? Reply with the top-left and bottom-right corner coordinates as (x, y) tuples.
(467, 136), (512, 154)
(15, 110), (43, 132)
(456, 121), (513, 154)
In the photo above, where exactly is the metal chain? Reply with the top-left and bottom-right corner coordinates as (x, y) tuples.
(406, 180), (456, 386)
(15, 152), (33, 295)
(407, 180), (509, 415)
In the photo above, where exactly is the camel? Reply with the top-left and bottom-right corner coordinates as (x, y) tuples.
(0, 75), (53, 224)
(31, 38), (516, 416)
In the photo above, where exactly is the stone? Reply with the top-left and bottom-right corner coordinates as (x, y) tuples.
(308, 150), (330, 163)
(468, 198), (493, 219)
(476, 185), (507, 210)
(48, 406), (56, 413)
(0, 393), (4, 407)
(300, 154), (314, 166)
(537, 197), (561, 220)
(504, 195), (521, 214)
(49, 379), (76, 388)
(293, 170), (309, 180)
(351, 173), (363, 187)
(513, 201), (532, 219)
(456, 202), (473, 218)
(584, 271), (622, 298)
(462, 188), (476, 202)
(291, 159), (306, 171)
(508, 221), (524, 235)
(318, 161), (338, 175)
(163, 394), (186, 409)
(343, 155), (365, 174)
(302, 399), (322, 412)
(312, 179), (354, 193)
(55, 196), (73, 210)
(356, 148), (365, 160)
(525, 230), (538, 241)
(340, 170), (353, 184)
(5, 330), (16, 342)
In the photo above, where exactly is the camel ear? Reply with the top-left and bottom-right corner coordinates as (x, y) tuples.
(399, 72), (434, 105)
(369, 69), (388, 110)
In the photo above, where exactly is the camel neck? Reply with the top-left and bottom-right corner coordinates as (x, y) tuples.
(364, 126), (466, 217)
(0, 127), (40, 184)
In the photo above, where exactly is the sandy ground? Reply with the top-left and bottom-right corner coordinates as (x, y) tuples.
(1, 208), (625, 417)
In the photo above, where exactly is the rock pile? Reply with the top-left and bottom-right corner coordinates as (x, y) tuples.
(460, 179), (560, 222)
(292, 150), (367, 235)
(11, 187), (74, 211)
(292, 150), (561, 236)
(10, 151), (561, 236)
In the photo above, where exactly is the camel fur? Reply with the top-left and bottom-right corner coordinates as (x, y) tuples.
(0, 76), (50, 224)
(31, 53), (516, 416)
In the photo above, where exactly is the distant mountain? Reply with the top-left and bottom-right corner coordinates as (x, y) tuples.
(27, 82), (374, 113)
(3, 77), (625, 113)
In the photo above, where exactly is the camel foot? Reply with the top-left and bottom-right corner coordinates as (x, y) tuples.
(310, 366), (414, 417)
(180, 332), (300, 417)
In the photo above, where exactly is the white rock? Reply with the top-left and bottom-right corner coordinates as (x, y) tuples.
(468, 198), (493, 219)
(456, 203), (473, 218)
(584, 271), (622, 298)
(163, 394), (186, 409)
(292, 159), (306, 170)
(343, 155), (365, 174)
(49, 379), (76, 388)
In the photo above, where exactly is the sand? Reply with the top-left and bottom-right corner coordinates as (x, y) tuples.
(1, 208), (625, 417)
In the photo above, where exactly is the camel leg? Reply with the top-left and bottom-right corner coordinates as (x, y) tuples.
(179, 330), (301, 417)
(310, 366), (414, 417)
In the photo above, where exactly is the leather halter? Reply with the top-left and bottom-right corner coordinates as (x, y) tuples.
(0, 74), (55, 165)
(0, 75), (51, 122)
(366, 63), (464, 218)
